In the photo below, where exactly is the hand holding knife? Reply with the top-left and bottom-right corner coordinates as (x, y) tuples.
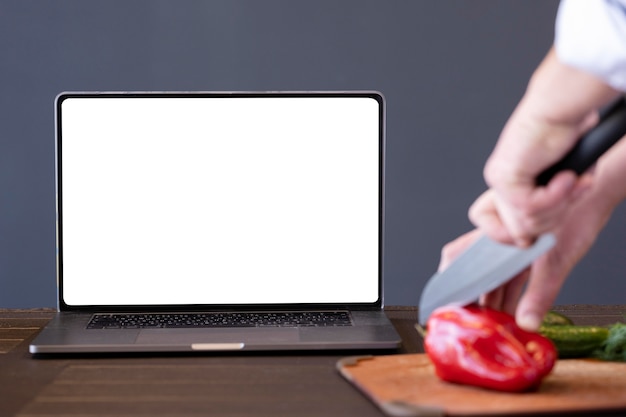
(418, 96), (626, 326)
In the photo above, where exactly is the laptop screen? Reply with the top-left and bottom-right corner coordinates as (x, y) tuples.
(56, 92), (383, 308)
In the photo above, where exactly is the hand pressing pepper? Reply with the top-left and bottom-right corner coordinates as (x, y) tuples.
(423, 305), (557, 392)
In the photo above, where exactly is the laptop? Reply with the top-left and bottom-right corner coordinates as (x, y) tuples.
(29, 91), (401, 354)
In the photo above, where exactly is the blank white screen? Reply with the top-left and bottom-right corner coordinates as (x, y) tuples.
(59, 94), (381, 306)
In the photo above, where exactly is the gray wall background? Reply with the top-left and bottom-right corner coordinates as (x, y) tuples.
(2, 0), (625, 309)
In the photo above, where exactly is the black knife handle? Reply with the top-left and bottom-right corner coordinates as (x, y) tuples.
(536, 96), (626, 186)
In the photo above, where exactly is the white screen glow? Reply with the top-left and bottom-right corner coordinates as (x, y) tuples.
(59, 95), (381, 306)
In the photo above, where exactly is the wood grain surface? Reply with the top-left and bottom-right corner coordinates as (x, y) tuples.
(2, 306), (625, 417)
(338, 353), (626, 416)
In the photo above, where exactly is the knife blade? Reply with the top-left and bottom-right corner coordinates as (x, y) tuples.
(418, 95), (626, 325)
(418, 233), (555, 325)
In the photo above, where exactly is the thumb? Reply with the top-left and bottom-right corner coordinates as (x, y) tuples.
(514, 263), (564, 331)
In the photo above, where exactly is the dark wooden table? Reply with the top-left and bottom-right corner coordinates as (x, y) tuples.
(1, 305), (625, 417)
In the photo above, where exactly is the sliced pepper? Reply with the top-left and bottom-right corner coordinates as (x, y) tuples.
(424, 305), (557, 392)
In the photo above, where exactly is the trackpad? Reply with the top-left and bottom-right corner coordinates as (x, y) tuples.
(136, 327), (299, 344)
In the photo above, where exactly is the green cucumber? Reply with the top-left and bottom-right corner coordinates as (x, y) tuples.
(539, 325), (609, 358)
(542, 311), (574, 326)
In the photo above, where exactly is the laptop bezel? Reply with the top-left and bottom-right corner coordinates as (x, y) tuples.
(54, 91), (386, 313)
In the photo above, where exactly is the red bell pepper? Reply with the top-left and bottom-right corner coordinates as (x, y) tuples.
(423, 305), (556, 392)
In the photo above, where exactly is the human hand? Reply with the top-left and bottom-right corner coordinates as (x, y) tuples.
(437, 228), (531, 323)
(471, 47), (618, 247)
(440, 182), (615, 331)
(438, 47), (623, 330)
(471, 106), (597, 247)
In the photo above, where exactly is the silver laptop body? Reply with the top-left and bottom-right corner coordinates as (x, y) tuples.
(30, 91), (401, 354)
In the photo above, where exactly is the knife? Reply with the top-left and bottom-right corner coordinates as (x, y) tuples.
(418, 95), (626, 325)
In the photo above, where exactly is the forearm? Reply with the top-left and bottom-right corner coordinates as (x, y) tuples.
(484, 47), (619, 191)
(592, 135), (626, 213)
(522, 47), (619, 125)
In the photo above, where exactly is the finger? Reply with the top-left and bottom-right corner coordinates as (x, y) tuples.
(571, 169), (595, 199)
(485, 170), (587, 246)
(532, 170), (578, 210)
(499, 268), (531, 315)
(479, 267), (529, 314)
(438, 229), (482, 272)
(515, 259), (565, 331)
(479, 288), (503, 311)
(468, 190), (516, 244)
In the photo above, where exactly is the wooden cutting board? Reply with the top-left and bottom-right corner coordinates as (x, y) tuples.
(337, 353), (626, 416)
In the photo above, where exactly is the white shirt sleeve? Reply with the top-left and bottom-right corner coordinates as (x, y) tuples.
(555, 0), (626, 91)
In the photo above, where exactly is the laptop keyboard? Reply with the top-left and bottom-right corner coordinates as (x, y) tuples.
(87, 311), (353, 329)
